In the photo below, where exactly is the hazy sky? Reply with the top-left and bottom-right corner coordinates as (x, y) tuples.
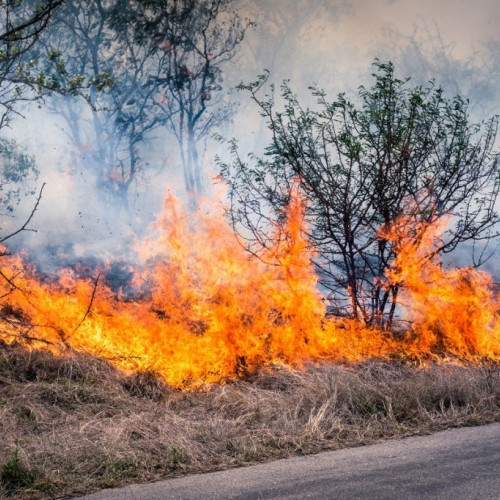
(238, 0), (500, 96)
(342, 0), (499, 53)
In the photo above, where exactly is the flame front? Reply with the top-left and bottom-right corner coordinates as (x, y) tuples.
(382, 214), (500, 361)
(0, 192), (498, 388)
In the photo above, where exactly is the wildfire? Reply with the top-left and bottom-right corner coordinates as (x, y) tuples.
(0, 192), (499, 388)
(382, 215), (500, 361)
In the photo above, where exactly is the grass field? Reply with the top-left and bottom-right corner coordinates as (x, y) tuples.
(1, 342), (499, 499)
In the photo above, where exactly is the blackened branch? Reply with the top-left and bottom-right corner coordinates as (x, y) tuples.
(71, 273), (100, 336)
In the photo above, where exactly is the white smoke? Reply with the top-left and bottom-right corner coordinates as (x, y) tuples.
(2, 0), (499, 271)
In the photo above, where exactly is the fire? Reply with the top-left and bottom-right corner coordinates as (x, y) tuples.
(0, 192), (498, 388)
(382, 215), (500, 360)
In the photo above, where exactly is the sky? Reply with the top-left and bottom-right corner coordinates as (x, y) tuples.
(237, 0), (500, 106)
(4, 0), (500, 268)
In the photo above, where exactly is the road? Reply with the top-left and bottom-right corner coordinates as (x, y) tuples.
(79, 422), (500, 499)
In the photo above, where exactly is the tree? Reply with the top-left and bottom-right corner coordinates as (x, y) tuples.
(122, 0), (252, 197)
(40, 0), (251, 205)
(36, 0), (159, 206)
(0, 1), (107, 222)
(0, 0), (63, 125)
(221, 61), (500, 329)
(0, 1), (65, 234)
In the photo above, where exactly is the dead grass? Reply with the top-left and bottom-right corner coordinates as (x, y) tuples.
(0, 342), (499, 499)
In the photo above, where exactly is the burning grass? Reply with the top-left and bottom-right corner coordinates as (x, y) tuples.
(0, 191), (499, 497)
(0, 192), (498, 389)
(0, 342), (498, 499)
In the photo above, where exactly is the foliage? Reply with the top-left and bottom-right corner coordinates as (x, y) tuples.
(0, 0), (94, 127)
(0, 137), (37, 215)
(36, 0), (163, 203)
(125, 0), (252, 196)
(0, 1), (63, 225)
(221, 61), (500, 327)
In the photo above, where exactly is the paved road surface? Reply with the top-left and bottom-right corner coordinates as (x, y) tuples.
(80, 422), (500, 499)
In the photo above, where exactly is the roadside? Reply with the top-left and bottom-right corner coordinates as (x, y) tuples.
(1, 344), (499, 499)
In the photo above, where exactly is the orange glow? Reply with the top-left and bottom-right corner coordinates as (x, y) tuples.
(381, 214), (500, 361)
(0, 192), (498, 388)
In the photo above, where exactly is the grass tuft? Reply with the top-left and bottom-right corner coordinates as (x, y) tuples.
(1, 449), (35, 493)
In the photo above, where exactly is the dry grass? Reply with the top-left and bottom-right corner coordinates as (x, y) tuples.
(0, 341), (499, 499)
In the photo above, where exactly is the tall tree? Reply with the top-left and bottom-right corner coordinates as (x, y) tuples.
(221, 61), (500, 328)
(0, 1), (68, 227)
(41, 0), (250, 204)
(37, 0), (164, 205)
(120, 0), (252, 197)
(0, 0), (63, 125)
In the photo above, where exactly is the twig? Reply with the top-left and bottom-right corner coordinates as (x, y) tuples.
(71, 273), (100, 336)
(0, 183), (46, 243)
(0, 268), (23, 293)
(0, 315), (55, 346)
(0, 1), (63, 42)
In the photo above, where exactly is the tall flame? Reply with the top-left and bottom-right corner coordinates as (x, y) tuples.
(0, 191), (498, 388)
(382, 214), (500, 360)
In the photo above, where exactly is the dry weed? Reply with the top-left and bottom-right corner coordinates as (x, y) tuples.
(0, 343), (498, 499)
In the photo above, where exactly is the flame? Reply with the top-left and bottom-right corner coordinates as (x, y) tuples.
(382, 214), (500, 360)
(0, 192), (498, 388)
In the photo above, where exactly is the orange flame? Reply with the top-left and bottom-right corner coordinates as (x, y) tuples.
(382, 214), (500, 360)
(0, 192), (498, 388)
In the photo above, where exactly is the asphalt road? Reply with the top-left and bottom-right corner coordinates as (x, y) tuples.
(79, 422), (500, 500)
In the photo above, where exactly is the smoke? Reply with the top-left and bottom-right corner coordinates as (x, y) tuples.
(2, 0), (499, 271)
